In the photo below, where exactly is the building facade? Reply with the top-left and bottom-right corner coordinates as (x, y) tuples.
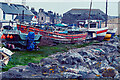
(62, 9), (107, 26)
(37, 8), (62, 24)
(38, 8), (50, 24)
(101, 18), (119, 35)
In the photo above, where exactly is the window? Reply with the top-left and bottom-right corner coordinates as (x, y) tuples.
(78, 14), (81, 16)
(41, 17), (43, 20)
(90, 23), (96, 28)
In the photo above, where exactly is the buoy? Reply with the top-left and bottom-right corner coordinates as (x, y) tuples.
(1, 35), (3, 39)
(7, 34), (10, 38)
(10, 35), (13, 39)
(3, 35), (6, 39)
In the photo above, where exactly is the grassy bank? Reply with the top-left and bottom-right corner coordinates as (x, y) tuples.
(2, 41), (98, 72)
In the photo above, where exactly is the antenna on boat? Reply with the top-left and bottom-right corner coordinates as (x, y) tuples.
(88, 0), (92, 29)
(105, 0), (108, 27)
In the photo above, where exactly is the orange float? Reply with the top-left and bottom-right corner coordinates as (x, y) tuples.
(3, 35), (6, 39)
(1, 35), (3, 39)
(7, 34), (10, 38)
(10, 35), (13, 39)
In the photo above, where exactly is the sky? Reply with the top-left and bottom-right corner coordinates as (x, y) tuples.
(0, 0), (119, 16)
(1, 0), (120, 2)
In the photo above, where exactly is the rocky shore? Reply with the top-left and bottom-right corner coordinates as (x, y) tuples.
(1, 37), (120, 79)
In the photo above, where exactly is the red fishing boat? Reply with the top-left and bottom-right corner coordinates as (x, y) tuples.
(17, 24), (87, 43)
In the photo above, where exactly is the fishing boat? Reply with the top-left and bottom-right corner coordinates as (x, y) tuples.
(17, 23), (87, 44)
(85, 0), (108, 41)
(87, 21), (108, 41)
(1, 23), (42, 51)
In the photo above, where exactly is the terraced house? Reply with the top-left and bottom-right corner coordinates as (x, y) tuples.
(38, 8), (62, 24)
(0, 2), (33, 22)
(0, 2), (33, 28)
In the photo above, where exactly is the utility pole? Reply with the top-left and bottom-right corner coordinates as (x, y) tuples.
(105, 0), (108, 27)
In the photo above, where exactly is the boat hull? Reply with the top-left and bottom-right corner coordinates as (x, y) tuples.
(96, 36), (106, 41)
(107, 32), (115, 38)
(103, 34), (111, 41)
(2, 30), (42, 50)
(40, 31), (87, 44)
(88, 27), (108, 41)
(17, 24), (88, 44)
(107, 28), (117, 38)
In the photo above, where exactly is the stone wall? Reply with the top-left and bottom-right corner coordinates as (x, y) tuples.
(101, 18), (119, 35)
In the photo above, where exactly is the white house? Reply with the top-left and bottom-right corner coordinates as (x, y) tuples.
(0, 2), (33, 22)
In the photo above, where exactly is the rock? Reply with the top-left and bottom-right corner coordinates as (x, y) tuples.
(62, 72), (82, 78)
(101, 67), (118, 78)
(100, 60), (109, 68)
(41, 66), (50, 73)
(2, 69), (22, 78)
(60, 58), (66, 64)
(40, 58), (58, 66)
(48, 74), (63, 78)
(114, 73), (120, 79)
(28, 63), (41, 69)
(91, 69), (100, 75)
(84, 73), (96, 78)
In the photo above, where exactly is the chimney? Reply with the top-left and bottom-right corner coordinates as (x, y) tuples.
(39, 8), (44, 13)
(31, 7), (35, 11)
(57, 13), (59, 16)
(54, 13), (56, 17)
(26, 6), (29, 9)
(48, 11), (53, 16)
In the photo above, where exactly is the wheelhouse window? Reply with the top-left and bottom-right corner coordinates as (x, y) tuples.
(90, 23), (96, 28)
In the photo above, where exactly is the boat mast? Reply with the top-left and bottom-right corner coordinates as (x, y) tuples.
(105, 0), (108, 27)
(22, 10), (24, 23)
(88, 0), (92, 29)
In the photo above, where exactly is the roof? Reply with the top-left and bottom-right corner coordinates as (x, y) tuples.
(66, 8), (106, 15)
(0, 2), (33, 15)
(31, 8), (38, 15)
(63, 8), (106, 21)
(14, 15), (33, 22)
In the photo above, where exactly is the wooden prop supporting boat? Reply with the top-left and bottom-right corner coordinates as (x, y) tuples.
(0, 47), (13, 66)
